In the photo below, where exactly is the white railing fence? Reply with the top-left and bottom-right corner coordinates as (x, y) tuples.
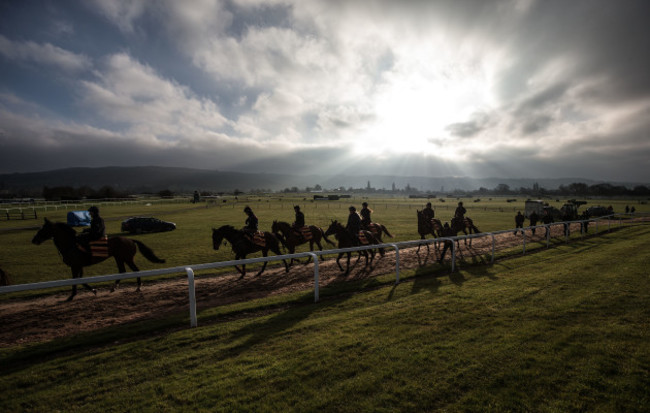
(1, 214), (647, 328)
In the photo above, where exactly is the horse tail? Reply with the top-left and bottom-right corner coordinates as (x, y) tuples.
(133, 240), (166, 264)
(381, 224), (394, 238)
(320, 227), (336, 246)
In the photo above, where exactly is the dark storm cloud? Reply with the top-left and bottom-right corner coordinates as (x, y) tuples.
(0, 0), (648, 184)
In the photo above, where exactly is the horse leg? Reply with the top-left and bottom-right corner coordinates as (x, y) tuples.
(67, 267), (79, 301)
(272, 246), (290, 273)
(255, 251), (269, 277)
(416, 234), (428, 255)
(234, 254), (246, 279)
(111, 259), (127, 292)
(345, 252), (351, 275)
(125, 260), (142, 292)
(336, 252), (346, 272)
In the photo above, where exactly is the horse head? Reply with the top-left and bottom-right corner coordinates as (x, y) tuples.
(32, 218), (54, 245)
(325, 220), (339, 236)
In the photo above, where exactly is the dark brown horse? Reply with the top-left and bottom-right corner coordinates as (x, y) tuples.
(450, 216), (481, 246)
(416, 210), (443, 254)
(364, 222), (393, 255)
(31, 218), (166, 301)
(324, 220), (379, 275)
(271, 221), (335, 265)
(212, 225), (289, 278)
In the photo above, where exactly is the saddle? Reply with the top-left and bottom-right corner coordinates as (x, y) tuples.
(90, 236), (109, 258)
(246, 231), (267, 247)
(296, 226), (313, 240)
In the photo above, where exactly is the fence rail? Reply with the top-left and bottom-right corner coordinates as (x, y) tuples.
(1, 214), (647, 328)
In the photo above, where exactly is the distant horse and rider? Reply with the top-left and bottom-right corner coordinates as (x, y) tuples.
(212, 224), (289, 278)
(271, 220), (335, 265)
(324, 219), (381, 275)
(31, 217), (166, 301)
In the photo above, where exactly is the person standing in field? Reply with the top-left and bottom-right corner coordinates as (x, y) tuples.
(514, 211), (525, 235)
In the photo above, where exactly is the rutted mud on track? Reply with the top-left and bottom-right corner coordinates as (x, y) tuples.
(0, 222), (616, 347)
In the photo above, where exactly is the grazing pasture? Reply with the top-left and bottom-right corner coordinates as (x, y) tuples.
(0, 224), (648, 411)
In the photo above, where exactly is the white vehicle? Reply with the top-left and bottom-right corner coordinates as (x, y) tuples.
(524, 200), (545, 218)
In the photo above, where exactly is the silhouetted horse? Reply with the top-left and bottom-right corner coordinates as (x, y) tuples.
(271, 221), (335, 265)
(324, 220), (379, 275)
(416, 210), (443, 254)
(364, 222), (393, 255)
(212, 225), (289, 278)
(31, 218), (166, 301)
(450, 216), (481, 246)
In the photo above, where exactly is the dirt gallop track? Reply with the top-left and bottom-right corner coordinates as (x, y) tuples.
(0, 223), (612, 347)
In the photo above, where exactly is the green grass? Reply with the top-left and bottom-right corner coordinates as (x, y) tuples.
(2, 195), (647, 291)
(0, 225), (648, 412)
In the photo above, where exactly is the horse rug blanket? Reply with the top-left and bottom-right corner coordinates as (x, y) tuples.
(294, 226), (313, 240)
(357, 231), (371, 245)
(89, 236), (109, 258)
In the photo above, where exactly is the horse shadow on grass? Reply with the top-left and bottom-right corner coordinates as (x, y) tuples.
(216, 291), (356, 359)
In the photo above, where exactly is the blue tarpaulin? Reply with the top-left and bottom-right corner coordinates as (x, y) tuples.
(67, 210), (91, 226)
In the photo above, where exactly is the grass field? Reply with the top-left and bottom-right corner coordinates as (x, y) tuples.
(1, 195), (648, 289)
(0, 223), (648, 412)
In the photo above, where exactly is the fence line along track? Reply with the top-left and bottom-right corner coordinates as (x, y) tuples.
(1, 214), (648, 328)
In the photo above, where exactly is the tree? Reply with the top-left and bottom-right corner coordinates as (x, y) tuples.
(495, 184), (510, 194)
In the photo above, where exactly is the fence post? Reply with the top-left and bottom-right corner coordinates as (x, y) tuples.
(491, 234), (495, 264)
(308, 253), (319, 302)
(186, 267), (197, 327)
(451, 239), (456, 272)
(389, 244), (400, 284)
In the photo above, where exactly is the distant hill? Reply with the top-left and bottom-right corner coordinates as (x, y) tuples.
(0, 166), (643, 195)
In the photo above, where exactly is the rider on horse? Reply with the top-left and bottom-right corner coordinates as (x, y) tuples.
(243, 206), (258, 236)
(346, 206), (362, 243)
(293, 205), (305, 230)
(422, 202), (435, 221)
(360, 202), (372, 230)
(454, 201), (466, 219)
(77, 205), (105, 251)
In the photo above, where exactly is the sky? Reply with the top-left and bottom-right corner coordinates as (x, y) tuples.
(0, 0), (649, 183)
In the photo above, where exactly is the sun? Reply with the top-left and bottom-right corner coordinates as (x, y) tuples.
(352, 65), (494, 159)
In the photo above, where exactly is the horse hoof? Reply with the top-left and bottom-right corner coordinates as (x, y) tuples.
(92, 289), (97, 296)
(65, 296), (74, 302)
(135, 287), (141, 293)
(110, 287), (115, 293)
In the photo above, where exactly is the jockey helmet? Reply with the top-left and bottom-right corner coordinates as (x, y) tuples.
(294, 205), (300, 211)
(244, 206), (252, 213)
(349, 206), (356, 212)
(362, 202), (368, 207)
(88, 206), (99, 215)
(426, 202), (431, 207)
